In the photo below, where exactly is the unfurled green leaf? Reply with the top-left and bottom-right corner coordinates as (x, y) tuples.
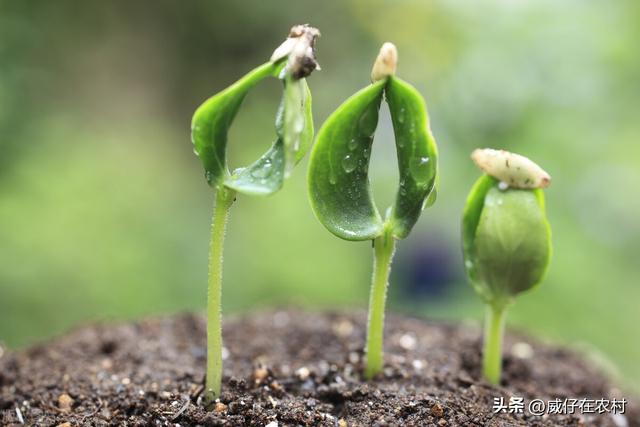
(387, 76), (438, 238)
(308, 76), (438, 241)
(307, 80), (385, 241)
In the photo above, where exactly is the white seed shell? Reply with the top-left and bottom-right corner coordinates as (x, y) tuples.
(371, 42), (398, 82)
(471, 148), (551, 189)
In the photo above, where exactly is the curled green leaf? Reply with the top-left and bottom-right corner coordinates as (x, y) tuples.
(462, 174), (552, 306)
(191, 61), (313, 196)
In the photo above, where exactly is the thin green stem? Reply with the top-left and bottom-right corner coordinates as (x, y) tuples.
(482, 303), (507, 385)
(203, 186), (235, 406)
(364, 225), (396, 379)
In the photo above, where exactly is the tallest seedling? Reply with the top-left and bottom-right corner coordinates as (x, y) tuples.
(191, 25), (319, 405)
(308, 43), (439, 378)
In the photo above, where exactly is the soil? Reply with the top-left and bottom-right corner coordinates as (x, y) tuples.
(0, 310), (637, 427)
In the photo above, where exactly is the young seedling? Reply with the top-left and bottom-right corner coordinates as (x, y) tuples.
(191, 25), (319, 405)
(462, 148), (552, 385)
(308, 43), (439, 379)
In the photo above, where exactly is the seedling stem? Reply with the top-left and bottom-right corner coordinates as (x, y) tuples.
(205, 187), (235, 404)
(365, 224), (397, 379)
(482, 303), (507, 385)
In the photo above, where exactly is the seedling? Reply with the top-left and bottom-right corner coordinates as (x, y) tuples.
(191, 25), (319, 405)
(462, 148), (552, 385)
(308, 43), (438, 379)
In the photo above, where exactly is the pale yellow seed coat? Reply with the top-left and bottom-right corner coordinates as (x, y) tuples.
(471, 148), (551, 189)
(371, 42), (398, 82)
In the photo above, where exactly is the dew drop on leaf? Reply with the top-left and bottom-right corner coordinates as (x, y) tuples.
(329, 171), (337, 185)
(348, 138), (358, 151)
(397, 107), (405, 124)
(358, 108), (378, 138)
(251, 159), (273, 178)
(408, 156), (430, 183)
(342, 154), (357, 173)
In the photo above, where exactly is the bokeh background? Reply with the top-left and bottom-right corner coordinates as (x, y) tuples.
(1, 0), (639, 393)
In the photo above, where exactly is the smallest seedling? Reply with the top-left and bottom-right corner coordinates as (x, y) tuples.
(462, 148), (552, 385)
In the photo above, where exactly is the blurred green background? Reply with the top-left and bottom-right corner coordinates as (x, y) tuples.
(1, 0), (639, 392)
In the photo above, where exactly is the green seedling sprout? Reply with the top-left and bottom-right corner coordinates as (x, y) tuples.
(462, 148), (552, 385)
(191, 25), (319, 405)
(308, 43), (439, 379)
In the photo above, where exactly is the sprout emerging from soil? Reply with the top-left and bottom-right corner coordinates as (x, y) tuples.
(190, 25), (319, 405)
(308, 43), (439, 379)
(462, 148), (552, 385)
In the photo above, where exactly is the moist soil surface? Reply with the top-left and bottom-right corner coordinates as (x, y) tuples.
(0, 310), (637, 426)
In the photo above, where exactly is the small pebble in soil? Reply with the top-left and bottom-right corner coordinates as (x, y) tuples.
(332, 319), (354, 337)
(57, 393), (74, 413)
(100, 357), (113, 369)
(412, 359), (425, 371)
(398, 333), (417, 350)
(511, 341), (534, 359)
(296, 366), (310, 380)
(253, 366), (269, 384)
(431, 401), (445, 418)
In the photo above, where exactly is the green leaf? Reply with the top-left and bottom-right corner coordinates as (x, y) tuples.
(191, 60), (313, 196)
(386, 76), (438, 238)
(462, 176), (552, 305)
(283, 75), (314, 175)
(462, 174), (497, 280)
(308, 81), (386, 240)
(308, 76), (438, 241)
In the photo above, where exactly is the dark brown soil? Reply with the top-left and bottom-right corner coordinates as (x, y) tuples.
(0, 310), (637, 426)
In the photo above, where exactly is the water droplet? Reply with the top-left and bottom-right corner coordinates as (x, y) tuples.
(363, 147), (370, 159)
(251, 160), (273, 179)
(329, 171), (337, 185)
(397, 108), (405, 124)
(409, 157), (431, 183)
(342, 154), (357, 173)
(348, 139), (358, 151)
(358, 108), (378, 138)
(498, 181), (509, 191)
